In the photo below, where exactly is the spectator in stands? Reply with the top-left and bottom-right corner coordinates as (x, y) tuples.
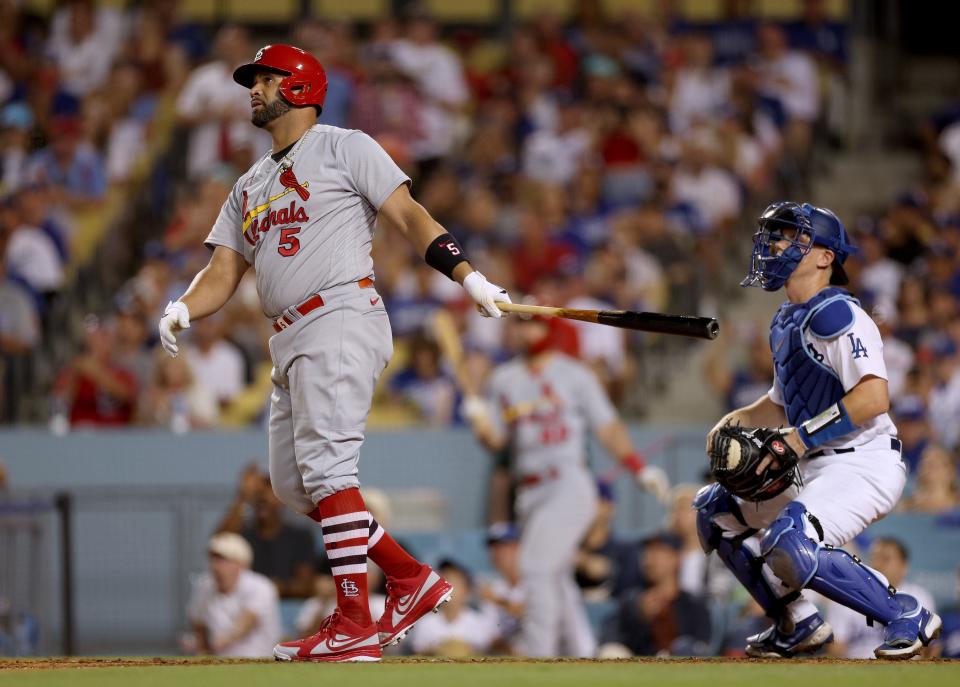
(92, 61), (155, 185)
(901, 445), (960, 514)
(705, 328), (775, 413)
(853, 230), (905, 318)
(218, 465), (315, 598)
(599, 532), (712, 657)
(874, 301), (914, 401)
(46, 0), (127, 99)
(0, 228), (40, 357)
(26, 116), (107, 210)
(113, 308), (153, 390)
(388, 11), (469, 170)
(4, 186), (65, 308)
(787, 0), (849, 68)
(522, 99), (591, 187)
(176, 25), (269, 178)
(511, 204), (578, 294)
(479, 522), (524, 654)
(187, 532), (281, 657)
(388, 332), (456, 426)
(574, 481), (641, 600)
(350, 49), (424, 153)
(928, 338), (960, 451)
(753, 23), (819, 170)
(293, 19), (357, 130)
(0, 222), (40, 424)
(667, 32), (730, 136)
(670, 128), (742, 237)
(892, 395), (932, 474)
(182, 315), (246, 409)
(52, 315), (137, 428)
(137, 348), (218, 431)
(0, 103), (35, 194)
(409, 559), (498, 656)
(827, 537), (936, 659)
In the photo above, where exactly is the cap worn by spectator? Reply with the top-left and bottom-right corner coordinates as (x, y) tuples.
(208, 532), (253, 567)
(1, 103), (34, 130)
(486, 521), (519, 545)
(641, 531), (684, 551)
(893, 395), (926, 422)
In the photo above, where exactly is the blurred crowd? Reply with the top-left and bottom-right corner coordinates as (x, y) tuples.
(3, 0), (856, 428)
(184, 465), (959, 659)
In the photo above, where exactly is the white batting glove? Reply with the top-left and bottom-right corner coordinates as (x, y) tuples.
(462, 271), (511, 318)
(460, 395), (491, 424)
(636, 465), (670, 503)
(159, 301), (190, 357)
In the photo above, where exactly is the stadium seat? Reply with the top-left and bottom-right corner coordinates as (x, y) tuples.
(226, 0), (299, 24)
(515, 0), (576, 19)
(310, 0), (387, 22)
(756, 0), (850, 20)
(424, 0), (498, 23)
(177, 0), (218, 22)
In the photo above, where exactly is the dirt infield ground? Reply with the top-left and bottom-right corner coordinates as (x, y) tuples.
(1, 656), (958, 687)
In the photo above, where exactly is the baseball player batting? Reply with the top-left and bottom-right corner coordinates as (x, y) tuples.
(462, 313), (670, 657)
(157, 45), (512, 662)
(697, 202), (941, 659)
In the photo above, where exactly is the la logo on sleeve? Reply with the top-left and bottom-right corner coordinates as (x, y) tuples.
(847, 333), (868, 359)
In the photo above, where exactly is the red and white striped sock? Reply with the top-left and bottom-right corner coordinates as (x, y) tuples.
(367, 517), (423, 580)
(314, 488), (371, 627)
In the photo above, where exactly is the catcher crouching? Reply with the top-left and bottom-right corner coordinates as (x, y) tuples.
(697, 202), (941, 659)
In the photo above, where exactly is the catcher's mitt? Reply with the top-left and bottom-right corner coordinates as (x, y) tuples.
(708, 425), (800, 501)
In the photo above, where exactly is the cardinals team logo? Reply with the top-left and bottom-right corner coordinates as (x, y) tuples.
(770, 440), (785, 455)
(340, 579), (359, 597)
(279, 165), (310, 201)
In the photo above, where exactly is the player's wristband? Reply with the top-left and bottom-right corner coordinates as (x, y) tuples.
(797, 400), (856, 449)
(622, 453), (647, 475)
(424, 233), (468, 280)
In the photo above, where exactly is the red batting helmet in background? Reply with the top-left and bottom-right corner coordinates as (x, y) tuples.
(232, 44), (328, 110)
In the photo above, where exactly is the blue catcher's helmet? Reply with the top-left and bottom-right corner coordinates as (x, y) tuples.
(741, 201), (858, 291)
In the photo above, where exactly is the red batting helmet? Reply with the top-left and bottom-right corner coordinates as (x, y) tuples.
(232, 44), (328, 110)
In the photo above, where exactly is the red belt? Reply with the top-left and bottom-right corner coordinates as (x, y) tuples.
(519, 466), (560, 488)
(273, 278), (375, 332)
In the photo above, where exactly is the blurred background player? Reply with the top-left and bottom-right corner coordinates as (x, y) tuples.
(697, 202), (940, 659)
(463, 311), (670, 657)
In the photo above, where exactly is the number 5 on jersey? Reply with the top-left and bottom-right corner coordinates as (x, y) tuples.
(279, 227), (300, 256)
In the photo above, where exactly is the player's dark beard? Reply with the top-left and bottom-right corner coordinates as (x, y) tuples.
(252, 98), (291, 127)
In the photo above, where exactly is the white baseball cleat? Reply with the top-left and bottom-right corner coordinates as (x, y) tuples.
(377, 565), (453, 647)
(273, 609), (381, 662)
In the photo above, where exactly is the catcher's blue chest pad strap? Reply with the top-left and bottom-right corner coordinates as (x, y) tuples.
(770, 288), (853, 427)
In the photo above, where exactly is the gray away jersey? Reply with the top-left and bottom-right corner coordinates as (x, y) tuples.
(205, 124), (410, 317)
(486, 354), (618, 476)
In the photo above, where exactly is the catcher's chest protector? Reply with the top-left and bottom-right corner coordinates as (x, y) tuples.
(770, 287), (852, 426)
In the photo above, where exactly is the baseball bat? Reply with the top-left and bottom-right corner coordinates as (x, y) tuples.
(431, 309), (478, 397)
(497, 303), (720, 341)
